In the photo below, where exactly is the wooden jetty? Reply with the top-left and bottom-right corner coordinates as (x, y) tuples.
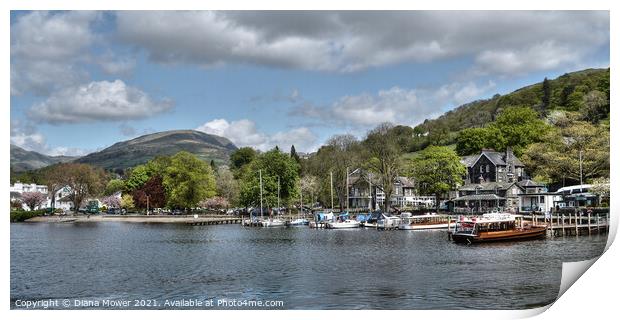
(186, 217), (242, 226)
(522, 212), (610, 237)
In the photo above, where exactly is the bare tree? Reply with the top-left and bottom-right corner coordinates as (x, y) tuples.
(364, 123), (401, 213)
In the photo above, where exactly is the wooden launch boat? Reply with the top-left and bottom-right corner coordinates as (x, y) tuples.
(450, 213), (546, 244)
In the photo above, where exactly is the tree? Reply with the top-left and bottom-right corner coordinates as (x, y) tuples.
(162, 151), (217, 209)
(590, 177), (610, 206)
(364, 123), (402, 212)
(199, 196), (230, 210)
(21, 192), (47, 211)
(290, 145), (301, 163)
(541, 77), (551, 112)
(124, 165), (150, 192)
(132, 175), (166, 209)
(581, 90), (609, 124)
(10, 199), (23, 211)
(216, 167), (239, 206)
(455, 127), (506, 156)
(101, 195), (121, 209)
(410, 146), (466, 211)
(54, 163), (106, 213)
(300, 175), (320, 208)
(44, 163), (71, 210)
(104, 179), (125, 196)
(238, 148), (300, 210)
(121, 194), (135, 211)
(210, 159), (218, 173)
(488, 106), (549, 156)
(522, 120), (609, 186)
(230, 147), (257, 173)
(303, 134), (359, 210)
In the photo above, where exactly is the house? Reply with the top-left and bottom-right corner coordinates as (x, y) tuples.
(452, 148), (551, 214)
(347, 169), (435, 211)
(52, 186), (74, 211)
(10, 182), (50, 210)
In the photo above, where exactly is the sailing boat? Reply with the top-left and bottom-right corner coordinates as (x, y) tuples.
(289, 178), (309, 226)
(262, 175), (285, 227)
(326, 168), (359, 229)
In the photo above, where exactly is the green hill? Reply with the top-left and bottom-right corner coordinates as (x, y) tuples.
(75, 130), (237, 172)
(10, 144), (76, 172)
(409, 68), (610, 151)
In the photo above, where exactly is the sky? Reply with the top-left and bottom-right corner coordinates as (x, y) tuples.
(9, 11), (610, 156)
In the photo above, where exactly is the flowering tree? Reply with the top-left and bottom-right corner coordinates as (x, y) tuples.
(10, 199), (23, 210)
(101, 195), (121, 209)
(199, 196), (230, 210)
(21, 192), (47, 211)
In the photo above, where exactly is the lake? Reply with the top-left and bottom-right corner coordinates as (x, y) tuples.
(10, 222), (607, 310)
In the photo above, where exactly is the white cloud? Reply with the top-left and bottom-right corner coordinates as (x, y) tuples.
(11, 11), (99, 95)
(291, 81), (496, 129)
(115, 11), (608, 75)
(27, 80), (174, 124)
(97, 52), (136, 76)
(196, 119), (318, 152)
(10, 120), (90, 156)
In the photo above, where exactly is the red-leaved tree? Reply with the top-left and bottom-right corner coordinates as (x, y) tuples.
(132, 176), (166, 209)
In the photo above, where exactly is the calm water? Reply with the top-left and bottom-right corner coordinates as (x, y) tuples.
(11, 222), (607, 310)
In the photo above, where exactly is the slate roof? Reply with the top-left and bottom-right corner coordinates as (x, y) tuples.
(458, 182), (515, 191)
(453, 194), (506, 201)
(461, 150), (524, 167)
(517, 179), (545, 188)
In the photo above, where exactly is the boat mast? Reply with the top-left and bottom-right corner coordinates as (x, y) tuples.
(259, 169), (263, 220)
(277, 175), (280, 216)
(300, 179), (303, 219)
(330, 171), (334, 212)
(346, 167), (349, 213)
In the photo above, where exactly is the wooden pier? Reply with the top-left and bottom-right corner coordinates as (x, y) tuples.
(522, 212), (610, 237)
(186, 217), (242, 226)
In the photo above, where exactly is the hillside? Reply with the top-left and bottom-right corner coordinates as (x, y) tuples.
(10, 144), (76, 172)
(408, 68), (610, 151)
(76, 130), (237, 171)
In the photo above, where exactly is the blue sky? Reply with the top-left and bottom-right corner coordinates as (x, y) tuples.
(10, 11), (609, 156)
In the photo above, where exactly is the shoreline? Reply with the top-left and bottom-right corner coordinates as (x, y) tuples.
(23, 214), (245, 224)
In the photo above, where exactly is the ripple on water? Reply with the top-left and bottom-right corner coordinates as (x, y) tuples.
(11, 222), (607, 309)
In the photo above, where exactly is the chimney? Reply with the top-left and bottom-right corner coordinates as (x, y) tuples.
(505, 147), (514, 163)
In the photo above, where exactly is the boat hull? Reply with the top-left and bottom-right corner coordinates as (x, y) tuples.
(451, 227), (547, 244)
(326, 222), (360, 229)
(399, 223), (455, 230)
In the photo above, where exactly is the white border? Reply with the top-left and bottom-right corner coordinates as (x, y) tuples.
(2, 1), (616, 320)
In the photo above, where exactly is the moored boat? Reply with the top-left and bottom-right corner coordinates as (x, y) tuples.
(261, 218), (286, 227)
(398, 213), (455, 230)
(450, 213), (546, 244)
(326, 219), (360, 229)
(288, 218), (309, 226)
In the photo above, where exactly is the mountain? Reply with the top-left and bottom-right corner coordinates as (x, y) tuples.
(10, 145), (76, 172)
(406, 68), (610, 152)
(75, 130), (237, 171)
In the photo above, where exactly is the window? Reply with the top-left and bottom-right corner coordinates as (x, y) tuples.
(540, 196), (545, 203)
(480, 165), (483, 173)
(486, 165), (489, 172)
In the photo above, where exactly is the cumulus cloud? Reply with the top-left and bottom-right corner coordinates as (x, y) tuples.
(97, 52), (137, 76)
(27, 80), (174, 124)
(115, 11), (608, 74)
(11, 11), (99, 95)
(10, 120), (90, 156)
(196, 119), (318, 152)
(291, 81), (496, 129)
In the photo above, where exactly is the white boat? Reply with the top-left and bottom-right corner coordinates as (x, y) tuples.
(398, 214), (455, 230)
(288, 218), (309, 226)
(262, 218), (286, 227)
(377, 215), (401, 229)
(326, 219), (360, 229)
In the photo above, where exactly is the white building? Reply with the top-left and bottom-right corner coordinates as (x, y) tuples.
(10, 182), (49, 210)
